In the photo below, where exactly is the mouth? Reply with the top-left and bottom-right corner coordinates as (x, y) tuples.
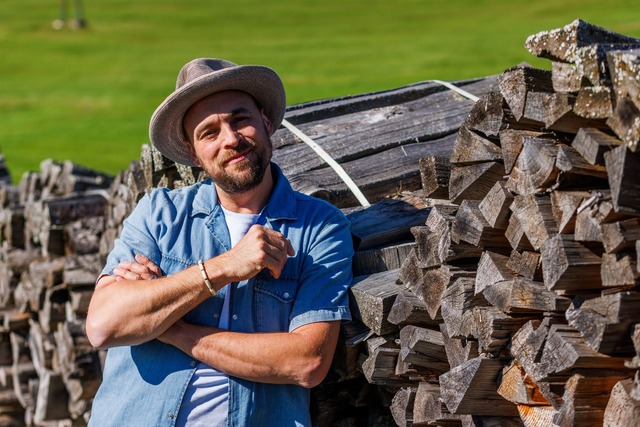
(225, 149), (253, 166)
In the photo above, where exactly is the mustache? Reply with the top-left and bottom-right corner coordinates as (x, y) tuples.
(220, 138), (257, 163)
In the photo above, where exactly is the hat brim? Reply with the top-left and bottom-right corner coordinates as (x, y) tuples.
(149, 65), (286, 167)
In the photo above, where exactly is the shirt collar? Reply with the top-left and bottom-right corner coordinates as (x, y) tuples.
(190, 163), (297, 222)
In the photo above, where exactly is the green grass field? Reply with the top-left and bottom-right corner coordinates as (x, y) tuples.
(1, 0), (640, 183)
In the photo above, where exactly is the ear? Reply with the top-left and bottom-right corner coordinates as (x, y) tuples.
(184, 138), (201, 167)
(261, 110), (274, 136)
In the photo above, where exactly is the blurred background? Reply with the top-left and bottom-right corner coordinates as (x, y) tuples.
(1, 0), (639, 183)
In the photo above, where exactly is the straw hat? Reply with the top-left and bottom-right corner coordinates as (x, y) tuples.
(149, 58), (286, 166)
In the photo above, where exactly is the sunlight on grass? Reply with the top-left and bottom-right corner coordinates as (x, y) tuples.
(1, 0), (639, 182)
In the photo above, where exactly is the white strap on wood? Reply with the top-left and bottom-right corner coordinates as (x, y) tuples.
(280, 80), (479, 208)
(431, 79), (480, 102)
(281, 118), (371, 207)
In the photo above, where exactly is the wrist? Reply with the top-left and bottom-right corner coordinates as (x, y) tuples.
(197, 260), (216, 297)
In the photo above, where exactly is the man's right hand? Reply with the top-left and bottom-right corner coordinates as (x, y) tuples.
(214, 224), (295, 281)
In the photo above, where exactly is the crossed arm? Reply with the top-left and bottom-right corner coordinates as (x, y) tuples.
(86, 225), (341, 388)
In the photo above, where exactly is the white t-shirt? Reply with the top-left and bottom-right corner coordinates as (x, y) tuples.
(176, 208), (260, 426)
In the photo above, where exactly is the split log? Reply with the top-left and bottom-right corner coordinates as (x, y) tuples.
(412, 382), (462, 426)
(573, 86), (614, 120)
(450, 127), (502, 165)
(550, 190), (590, 234)
(505, 137), (560, 195)
(524, 19), (640, 63)
(451, 200), (510, 249)
(474, 251), (514, 295)
(540, 234), (603, 291)
(603, 378), (640, 427)
(510, 194), (558, 251)
(420, 155), (451, 200)
(478, 181), (514, 229)
(516, 405), (557, 427)
(554, 373), (628, 427)
(360, 336), (411, 387)
(387, 290), (441, 329)
(349, 269), (401, 336)
(601, 218), (640, 254)
(506, 249), (542, 281)
(448, 162), (505, 204)
(498, 360), (550, 406)
(458, 306), (533, 354)
(543, 92), (608, 134)
(441, 323), (479, 370)
(601, 252), (639, 289)
(566, 291), (640, 355)
(571, 127), (624, 166)
(538, 324), (629, 380)
(398, 325), (449, 372)
(33, 370), (70, 424)
(607, 97), (640, 153)
(441, 277), (488, 338)
(556, 145), (608, 180)
(608, 48), (640, 110)
(551, 61), (585, 93)
(504, 212), (534, 251)
(411, 224), (481, 270)
(399, 258), (475, 320)
(347, 198), (431, 251)
(482, 277), (571, 314)
(352, 241), (415, 277)
(604, 144), (640, 213)
(390, 387), (416, 427)
(439, 356), (518, 416)
(497, 66), (554, 126)
(499, 130), (553, 174)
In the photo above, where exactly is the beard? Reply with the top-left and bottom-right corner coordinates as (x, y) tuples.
(205, 136), (272, 194)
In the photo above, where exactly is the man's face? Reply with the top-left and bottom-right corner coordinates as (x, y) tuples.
(183, 90), (274, 194)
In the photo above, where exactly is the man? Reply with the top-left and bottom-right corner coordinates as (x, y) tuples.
(86, 58), (354, 426)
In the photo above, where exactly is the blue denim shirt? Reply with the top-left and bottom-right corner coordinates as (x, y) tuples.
(88, 164), (354, 426)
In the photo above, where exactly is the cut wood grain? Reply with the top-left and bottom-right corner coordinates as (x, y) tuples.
(603, 378), (640, 427)
(350, 269), (402, 336)
(605, 145), (640, 213)
(439, 356), (518, 416)
(571, 127), (624, 166)
(566, 291), (640, 355)
(540, 234), (603, 291)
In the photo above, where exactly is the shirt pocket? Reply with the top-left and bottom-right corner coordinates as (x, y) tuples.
(253, 269), (299, 332)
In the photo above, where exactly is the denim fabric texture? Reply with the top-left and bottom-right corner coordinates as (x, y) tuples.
(88, 164), (354, 426)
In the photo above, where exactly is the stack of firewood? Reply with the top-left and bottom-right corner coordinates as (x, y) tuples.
(0, 159), (112, 426)
(346, 19), (640, 427)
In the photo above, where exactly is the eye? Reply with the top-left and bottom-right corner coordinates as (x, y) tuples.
(233, 115), (251, 127)
(200, 128), (219, 140)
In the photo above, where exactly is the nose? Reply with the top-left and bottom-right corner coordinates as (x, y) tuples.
(219, 123), (241, 147)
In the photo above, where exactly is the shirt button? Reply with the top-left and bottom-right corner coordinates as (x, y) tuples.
(283, 292), (290, 298)
(190, 361), (197, 367)
(232, 314), (238, 320)
(213, 313), (220, 319)
(168, 412), (174, 420)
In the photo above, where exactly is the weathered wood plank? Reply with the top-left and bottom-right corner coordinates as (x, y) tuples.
(349, 269), (402, 336)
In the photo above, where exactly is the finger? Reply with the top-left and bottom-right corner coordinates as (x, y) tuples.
(134, 254), (163, 277)
(285, 238), (295, 257)
(118, 261), (155, 278)
(113, 267), (144, 281)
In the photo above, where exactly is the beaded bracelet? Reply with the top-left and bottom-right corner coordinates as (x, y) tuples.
(197, 260), (216, 297)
